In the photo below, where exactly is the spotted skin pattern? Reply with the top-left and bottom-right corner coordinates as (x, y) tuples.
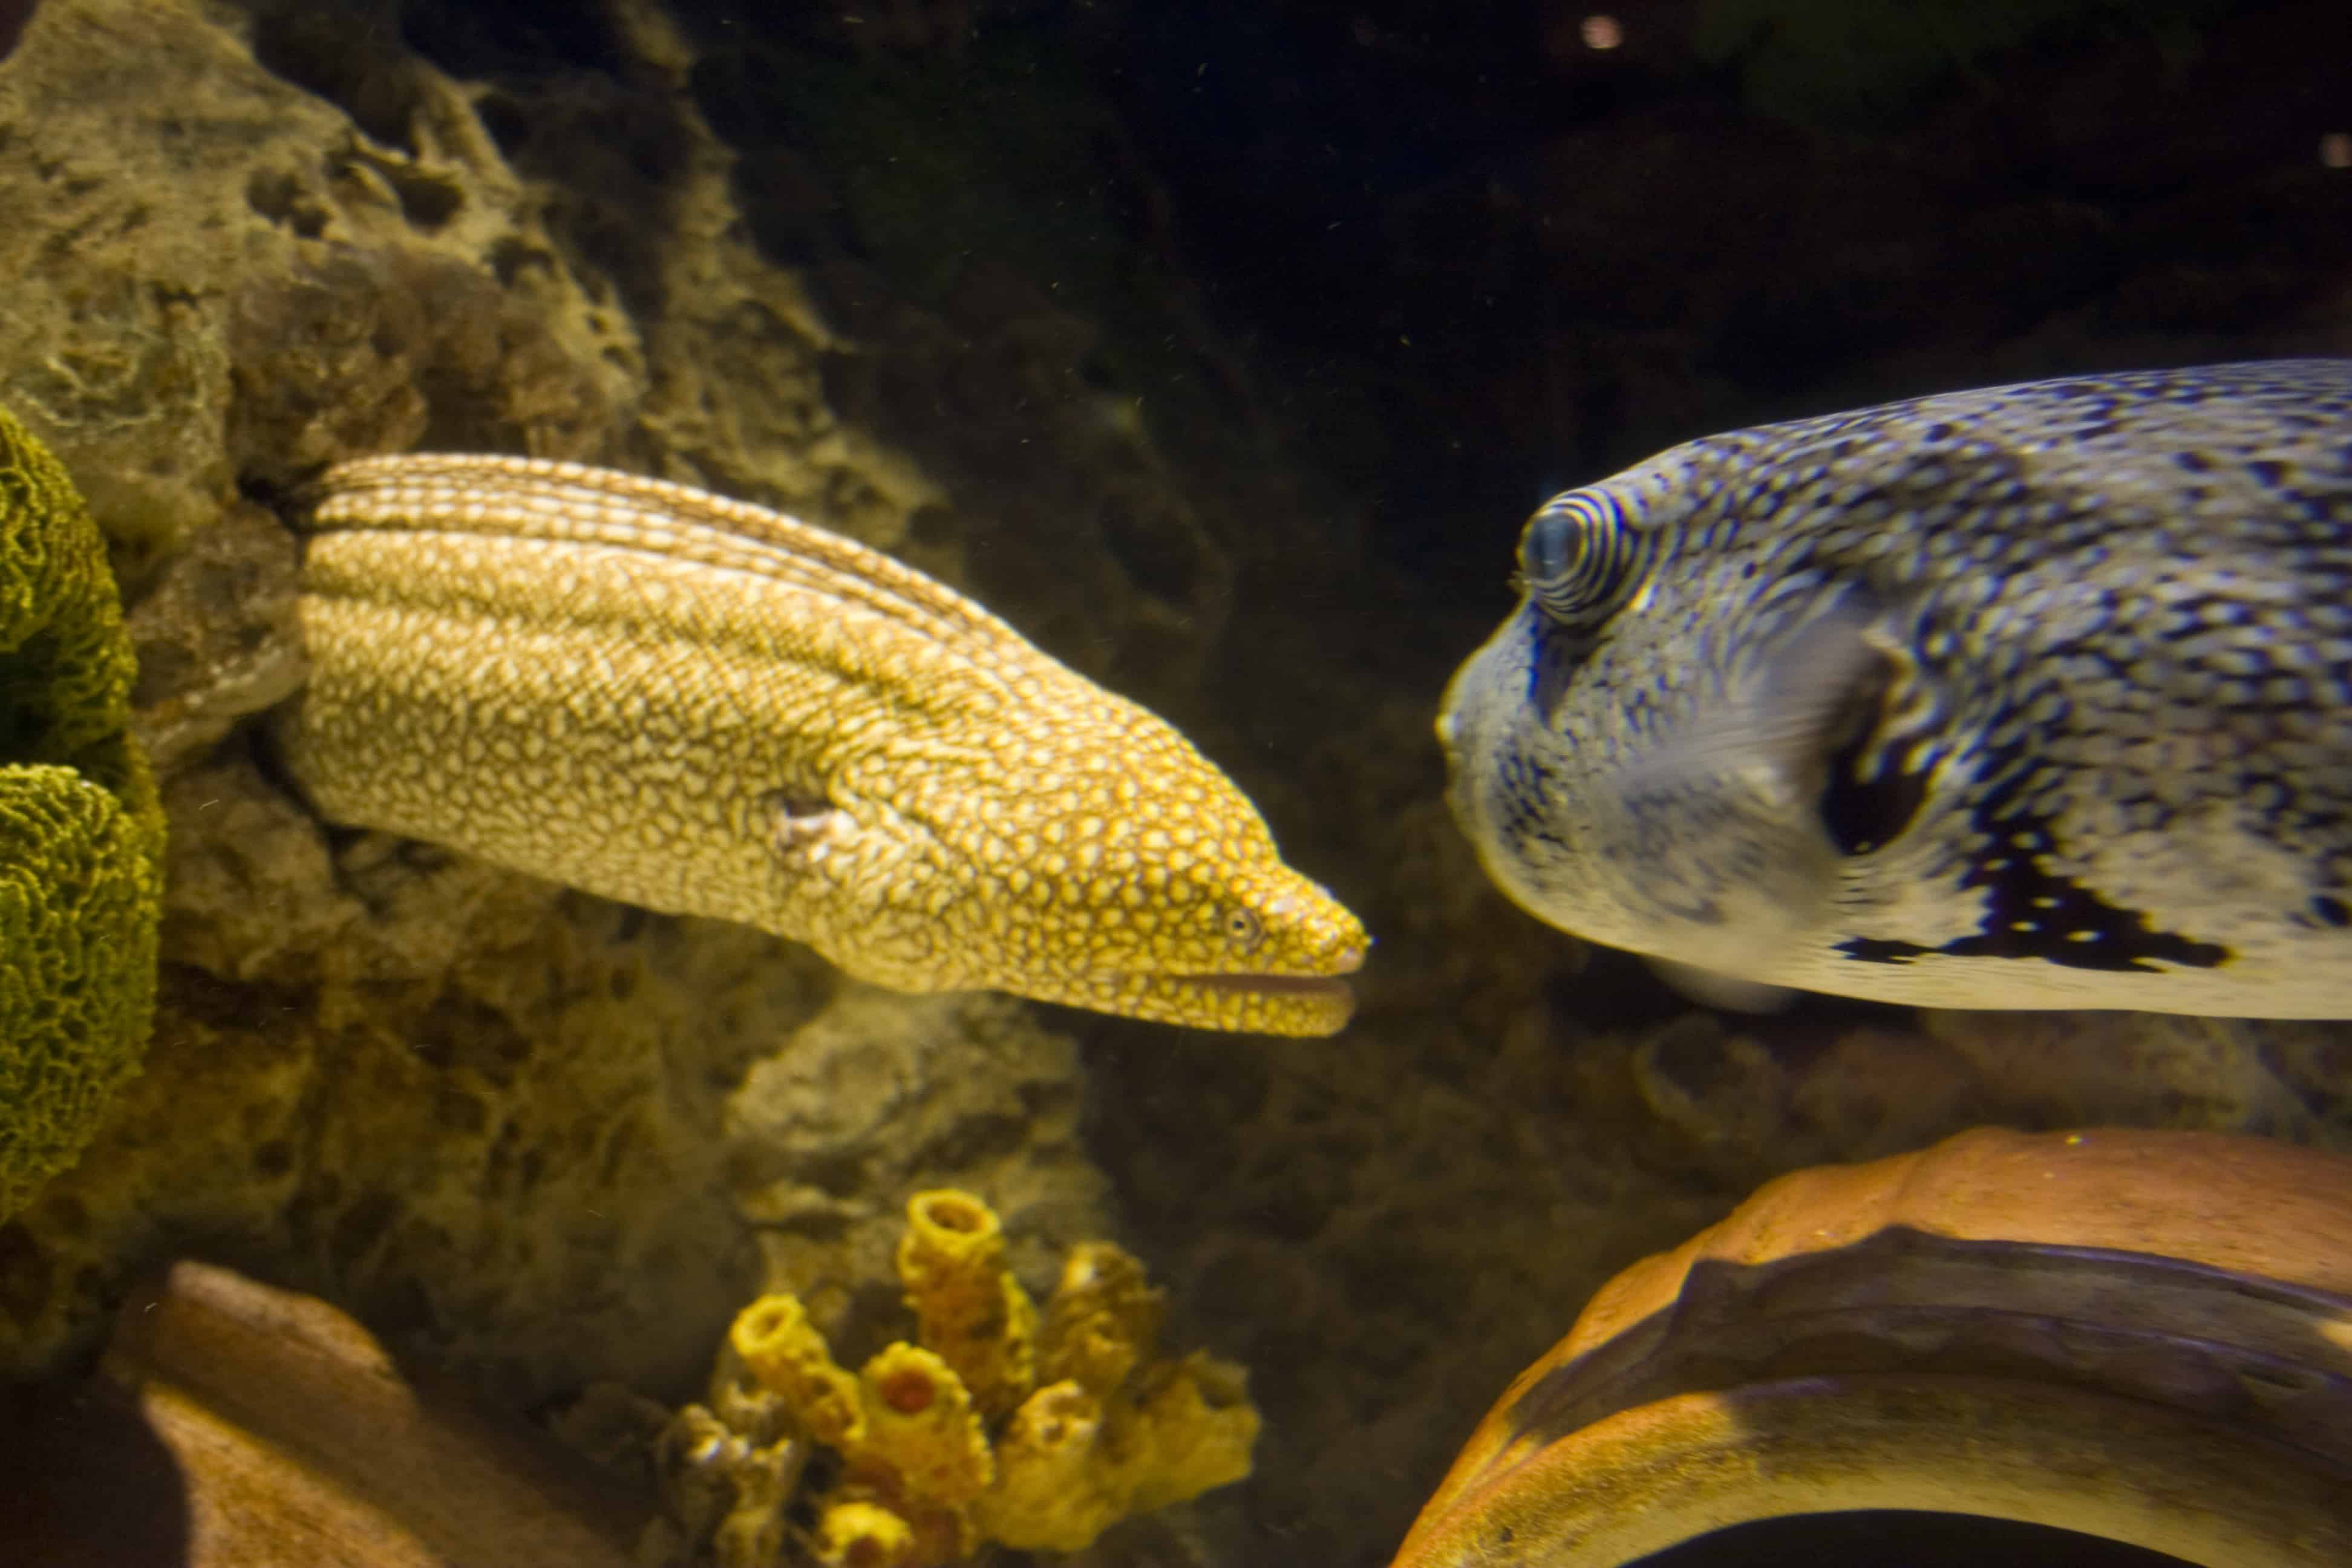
(279, 456), (1366, 1035)
(1439, 361), (2352, 1015)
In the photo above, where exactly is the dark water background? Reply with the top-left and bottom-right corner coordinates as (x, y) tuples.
(374, 4), (2338, 1564)
(47, 2), (2344, 1565)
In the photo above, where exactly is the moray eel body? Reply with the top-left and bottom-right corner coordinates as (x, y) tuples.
(1440, 361), (2352, 1015)
(278, 456), (1366, 1036)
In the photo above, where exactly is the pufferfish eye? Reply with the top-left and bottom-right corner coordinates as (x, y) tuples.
(1518, 488), (1639, 629)
(1221, 906), (1264, 948)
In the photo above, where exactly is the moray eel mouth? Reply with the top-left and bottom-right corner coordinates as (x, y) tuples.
(1161, 947), (1365, 1036)
(1193, 938), (1367, 996)
(1103, 946), (1365, 1037)
(1195, 973), (1364, 1001)
(1184, 970), (1358, 1000)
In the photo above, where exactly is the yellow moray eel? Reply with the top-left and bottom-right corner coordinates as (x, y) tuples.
(1388, 1126), (2352, 1568)
(276, 455), (1367, 1036)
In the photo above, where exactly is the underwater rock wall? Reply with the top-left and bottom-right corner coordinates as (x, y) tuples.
(0, 0), (1112, 1413)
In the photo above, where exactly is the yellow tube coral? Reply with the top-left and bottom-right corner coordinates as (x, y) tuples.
(691, 1191), (1259, 1564)
(1122, 1351), (1261, 1513)
(812, 1500), (918, 1568)
(850, 1342), (992, 1509)
(894, 1189), (1036, 1416)
(728, 1294), (863, 1451)
(973, 1380), (1123, 1552)
(975, 1354), (1261, 1549)
(1036, 1240), (1165, 1397)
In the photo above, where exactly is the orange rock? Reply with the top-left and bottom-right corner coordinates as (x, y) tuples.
(1392, 1128), (2352, 1568)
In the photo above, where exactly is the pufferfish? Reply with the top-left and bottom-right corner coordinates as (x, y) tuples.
(1437, 360), (2352, 1016)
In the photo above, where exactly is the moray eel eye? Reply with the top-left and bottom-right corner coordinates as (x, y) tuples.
(1518, 488), (1638, 628)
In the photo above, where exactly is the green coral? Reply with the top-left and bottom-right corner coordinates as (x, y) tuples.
(0, 405), (163, 1219)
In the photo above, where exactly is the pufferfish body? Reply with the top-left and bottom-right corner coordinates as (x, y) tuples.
(1438, 361), (2352, 1016)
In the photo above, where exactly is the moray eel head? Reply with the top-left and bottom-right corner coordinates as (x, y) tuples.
(795, 692), (1370, 1037)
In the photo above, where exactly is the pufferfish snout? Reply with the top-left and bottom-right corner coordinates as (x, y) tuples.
(1439, 359), (2352, 1018)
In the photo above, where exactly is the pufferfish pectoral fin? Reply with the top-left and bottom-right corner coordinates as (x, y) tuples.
(1619, 596), (1899, 832)
(1642, 955), (1802, 1013)
(1602, 596), (1935, 987)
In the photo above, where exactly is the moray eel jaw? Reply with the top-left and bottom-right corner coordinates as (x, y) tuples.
(1119, 946), (1366, 1036)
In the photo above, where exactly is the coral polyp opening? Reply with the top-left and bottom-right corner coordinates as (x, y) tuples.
(878, 1368), (937, 1416)
(913, 1193), (987, 1234)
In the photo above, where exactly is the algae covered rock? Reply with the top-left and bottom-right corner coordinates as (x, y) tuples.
(0, 405), (164, 1218)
